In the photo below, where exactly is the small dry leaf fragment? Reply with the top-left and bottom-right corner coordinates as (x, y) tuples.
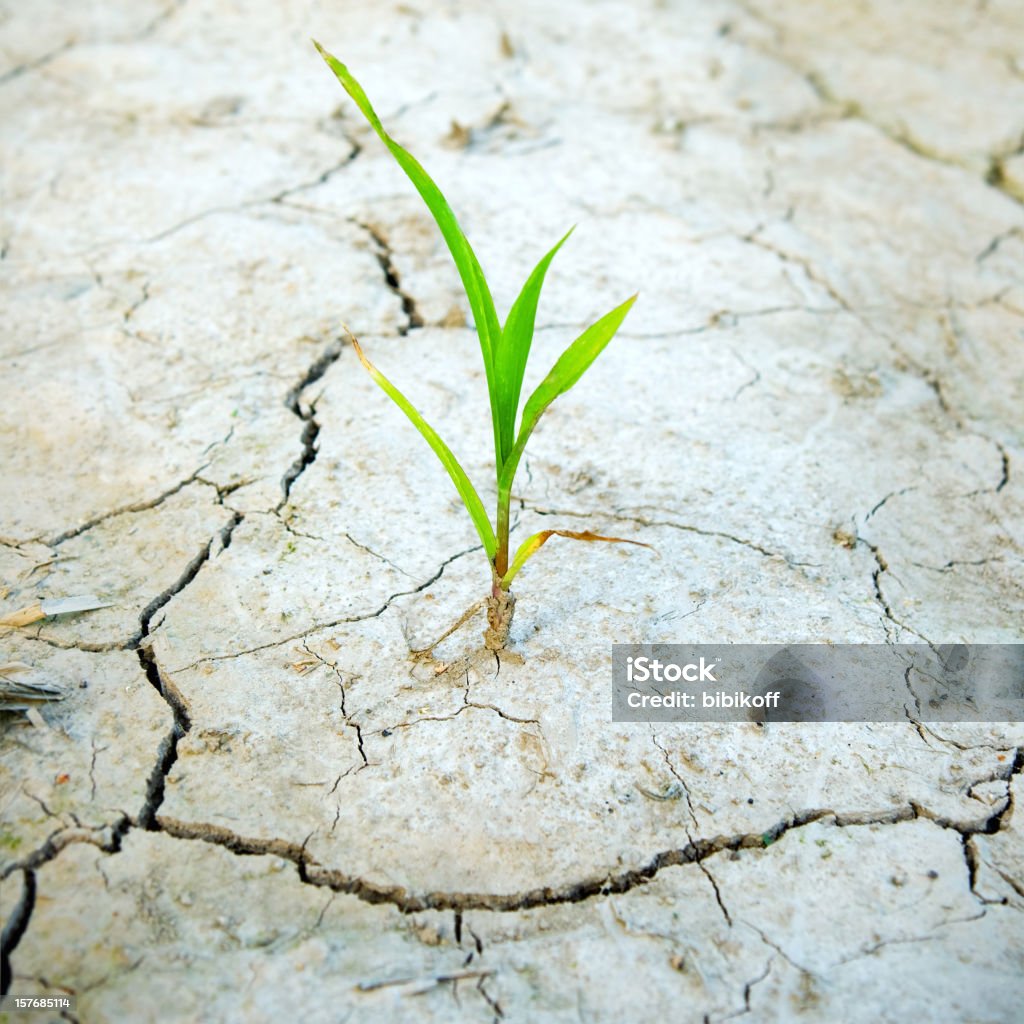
(42, 595), (114, 616)
(0, 662), (34, 677)
(412, 923), (444, 946)
(0, 662), (63, 719)
(26, 707), (51, 730)
(443, 120), (472, 149)
(0, 594), (114, 627)
(0, 602), (45, 627)
(438, 306), (466, 329)
(0, 670), (65, 709)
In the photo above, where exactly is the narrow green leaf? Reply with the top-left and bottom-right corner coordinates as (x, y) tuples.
(349, 335), (496, 559)
(499, 293), (638, 494)
(313, 41), (504, 464)
(501, 529), (652, 588)
(495, 227), (574, 464)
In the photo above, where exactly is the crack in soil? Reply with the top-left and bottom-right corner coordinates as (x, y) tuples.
(908, 361), (1013, 498)
(527, 502), (818, 569)
(301, 641), (368, 768)
(168, 541), (483, 673)
(734, 2), (1024, 206)
(727, 955), (773, 1022)
(652, 734), (732, 927)
(1, 868), (35, 994)
(127, 513), (242, 650)
(43, 468), (211, 548)
(1, 323), (478, 990)
(857, 537), (905, 642)
(1, 820), (131, 882)
(740, 229), (851, 312)
(136, 143), (363, 249)
(137, 0), (188, 41)
(130, 779), (1018, 915)
(976, 225), (1024, 263)
(354, 220), (425, 336)
(0, 39), (74, 87)
(279, 336), (346, 507)
(130, 514), (242, 831)
(3, 742), (1018, 993)
(13, 419), (238, 550)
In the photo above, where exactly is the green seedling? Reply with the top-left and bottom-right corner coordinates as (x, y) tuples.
(315, 42), (648, 649)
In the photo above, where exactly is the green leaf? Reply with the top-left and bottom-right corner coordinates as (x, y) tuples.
(495, 227), (574, 464)
(349, 335), (496, 559)
(313, 41), (504, 464)
(501, 529), (652, 589)
(499, 293), (637, 494)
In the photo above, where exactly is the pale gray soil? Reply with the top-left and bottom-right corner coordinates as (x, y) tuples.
(2, 1), (1023, 1021)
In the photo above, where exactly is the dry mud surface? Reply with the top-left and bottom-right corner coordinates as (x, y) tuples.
(2, 1), (1023, 1021)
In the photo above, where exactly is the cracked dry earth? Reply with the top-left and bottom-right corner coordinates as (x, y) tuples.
(1, 1), (1023, 1021)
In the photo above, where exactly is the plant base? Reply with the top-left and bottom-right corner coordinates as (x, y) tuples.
(484, 586), (516, 651)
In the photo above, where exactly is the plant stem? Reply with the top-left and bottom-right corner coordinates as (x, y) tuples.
(494, 488), (511, 580)
(487, 486), (514, 649)
(484, 568), (516, 650)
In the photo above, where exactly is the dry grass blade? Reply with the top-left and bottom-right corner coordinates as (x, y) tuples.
(0, 594), (113, 627)
(0, 664), (65, 710)
(502, 529), (653, 588)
